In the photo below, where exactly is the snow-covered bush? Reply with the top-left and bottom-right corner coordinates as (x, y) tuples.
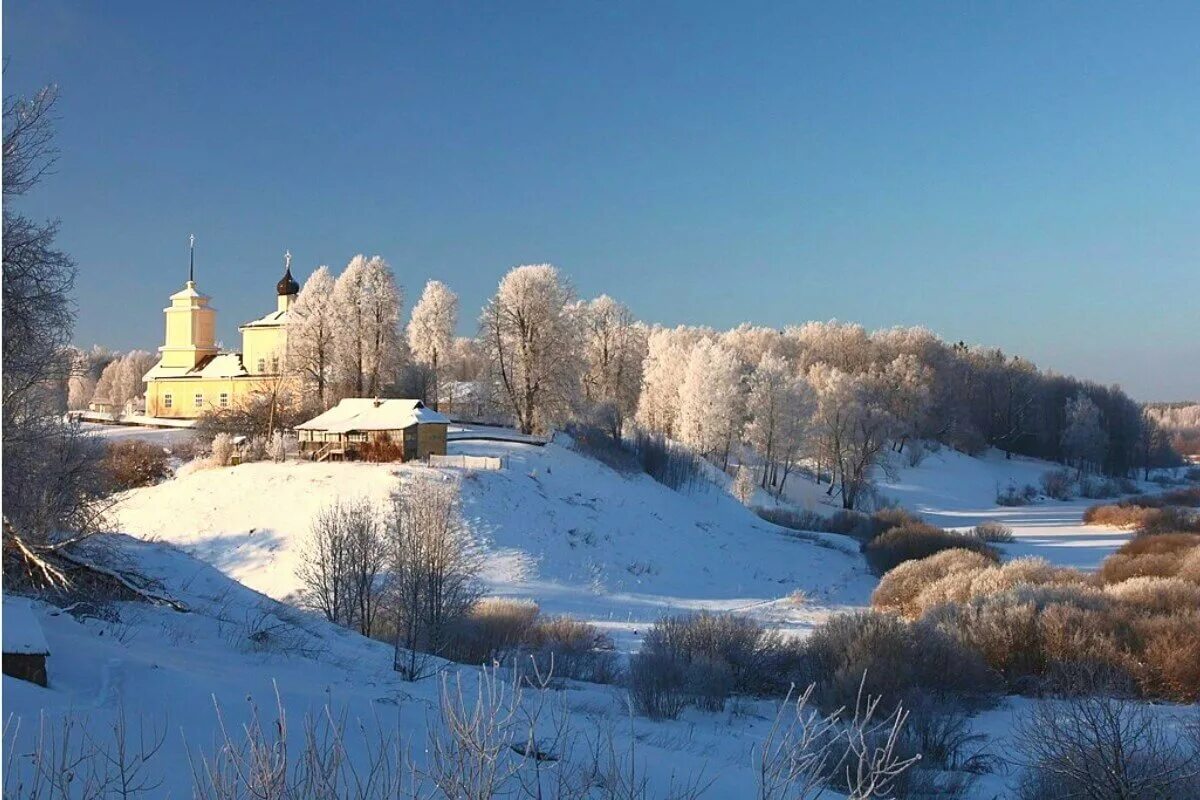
(1105, 576), (1200, 613)
(295, 497), (387, 636)
(626, 650), (688, 720)
(445, 598), (540, 665)
(523, 615), (618, 685)
(798, 611), (999, 714)
(209, 433), (234, 467)
(628, 430), (706, 493)
(269, 431), (287, 462)
(864, 523), (999, 576)
(996, 481), (1037, 506)
(1040, 468), (1075, 500)
(969, 521), (1015, 542)
(102, 440), (170, 490)
(731, 464), (755, 505)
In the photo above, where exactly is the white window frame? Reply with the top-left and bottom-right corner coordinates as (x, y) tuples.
(164, 394), (173, 409)
(219, 392), (229, 408)
(194, 393), (204, 408)
(257, 358), (266, 373)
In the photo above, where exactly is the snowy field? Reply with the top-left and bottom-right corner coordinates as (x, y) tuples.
(7, 432), (1189, 798)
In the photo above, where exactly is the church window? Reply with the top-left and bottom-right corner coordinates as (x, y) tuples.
(219, 392), (229, 408)
(164, 394), (173, 409)
(194, 393), (204, 408)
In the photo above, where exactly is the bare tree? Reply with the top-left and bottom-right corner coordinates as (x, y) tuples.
(387, 478), (481, 680)
(295, 499), (387, 635)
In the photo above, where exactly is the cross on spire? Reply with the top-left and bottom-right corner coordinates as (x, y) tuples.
(285, 250), (292, 271)
(188, 234), (196, 283)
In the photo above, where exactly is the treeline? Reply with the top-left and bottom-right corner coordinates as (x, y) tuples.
(280, 264), (1182, 508)
(1145, 402), (1200, 458)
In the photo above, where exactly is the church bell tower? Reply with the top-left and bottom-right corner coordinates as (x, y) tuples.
(159, 234), (219, 369)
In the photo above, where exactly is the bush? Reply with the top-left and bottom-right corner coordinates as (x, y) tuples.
(996, 482), (1032, 506)
(102, 440), (170, 490)
(627, 650), (688, 720)
(969, 522), (1015, 543)
(1098, 533), (1200, 584)
(564, 423), (640, 473)
(797, 611), (999, 714)
(825, 509), (872, 537)
(640, 612), (773, 695)
(525, 615), (618, 684)
(864, 523), (1000, 576)
(1082, 502), (1150, 528)
(1040, 468), (1074, 500)
(445, 598), (540, 665)
(1105, 577), (1200, 614)
(1078, 477), (1120, 499)
(629, 431), (706, 492)
(1136, 506), (1200, 535)
(872, 548), (996, 618)
(210, 432), (234, 466)
(1134, 609), (1200, 702)
(754, 506), (829, 532)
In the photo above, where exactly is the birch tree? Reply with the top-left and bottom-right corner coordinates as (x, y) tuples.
(808, 364), (895, 509)
(746, 353), (815, 492)
(407, 280), (458, 408)
(1061, 393), (1108, 476)
(635, 326), (704, 438)
(579, 295), (647, 438)
(479, 264), (580, 435)
(333, 255), (402, 398)
(677, 339), (744, 468)
(288, 265), (337, 407)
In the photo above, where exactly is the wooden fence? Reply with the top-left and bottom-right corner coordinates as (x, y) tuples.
(429, 454), (506, 471)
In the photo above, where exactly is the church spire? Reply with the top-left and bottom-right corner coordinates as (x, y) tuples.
(188, 233), (196, 283)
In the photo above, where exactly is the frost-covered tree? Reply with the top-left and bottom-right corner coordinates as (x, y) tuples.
(731, 464), (756, 506)
(808, 364), (895, 509)
(1061, 393), (1108, 476)
(635, 326), (707, 438)
(677, 339), (744, 468)
(288, 265), (338, 407)
(578, 295), (647, 438)
(479, 264), (580, 435)
(407, 280), (458, 408)
(89, 350), (154, 414)
(746, 353), (815, 491)
(333, 255), (402, 398)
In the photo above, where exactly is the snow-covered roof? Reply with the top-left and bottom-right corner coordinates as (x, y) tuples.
(143, 353), (249, 382)
(296, 398), (451, 433)
(240, 309), (289, 329)
(3, 597), (49, 655)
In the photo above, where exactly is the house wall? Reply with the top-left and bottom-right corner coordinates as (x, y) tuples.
(416, 423), (449, 459)
(241, 326), (287, 376)
(145, 375), (287, 419)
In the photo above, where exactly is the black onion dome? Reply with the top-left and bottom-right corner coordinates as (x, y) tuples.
(277, 266), (299, 296)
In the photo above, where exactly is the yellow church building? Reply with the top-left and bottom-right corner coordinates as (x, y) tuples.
(142, 244), (300, 419)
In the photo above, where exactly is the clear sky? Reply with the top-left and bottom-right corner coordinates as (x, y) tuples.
(5, 1), (1198, 400)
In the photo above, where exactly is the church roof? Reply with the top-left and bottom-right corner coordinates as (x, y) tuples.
(143, 352), (249, 382)
(297, 398), (450, 433)
(277, 266), (299, 296)
(240, 308), (289, 329)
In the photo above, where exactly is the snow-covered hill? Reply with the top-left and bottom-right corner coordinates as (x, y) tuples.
(113, 438), (873, 651)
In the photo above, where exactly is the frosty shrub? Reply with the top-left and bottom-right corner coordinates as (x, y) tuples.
(1178, 547), (1200, 584)
(1082, 502), (1152, 528)
(797, 611), (999, 715)
(731, 464), (756, 505)
(995, 481), (1036, 507)
(1134, 609), (1200, 702)
(445, 598), (541, 665)
(209, 432), (234, 467)
(629, 431), (706, 493)
(641, 612), (773, 695)
(969, 521), (1014, 543)
(1097, 533), (1200, 584)
(295, 497), (388, 636)
(524, 615), (618, 685)
(864, 523), (999, 576)
(871, 548), (995, 618)
(754, 506), (828, 533)
(1013, 684), (1200, 799)
(627, 650), (689, 720)
(269, 431), (286, 462)
(563, 423), (640, 473)
(1039, 468), (1074, 500)
(1105, 576), (1200, 613)
(102, 440), (170, 490)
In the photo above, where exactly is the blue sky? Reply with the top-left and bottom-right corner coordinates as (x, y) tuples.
(5, 1), (1198, 400)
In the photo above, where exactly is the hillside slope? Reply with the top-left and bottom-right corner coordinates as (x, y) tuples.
(113, 438), (873, 650)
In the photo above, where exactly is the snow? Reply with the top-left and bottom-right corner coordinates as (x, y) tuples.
(112, 438), (871, 652)
(3, 597), (50, 655)
(142, 351), (248, 380)
(296, 397), (449, 433)
(81, 421), (197, 446)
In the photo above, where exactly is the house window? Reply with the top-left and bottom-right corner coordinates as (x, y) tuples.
(194, 393), (204, 408)
(271, 356), (280, 373)
(257, 358), (266, 373)
(164, 394), (173, 409)
(219, 392), (229, 408)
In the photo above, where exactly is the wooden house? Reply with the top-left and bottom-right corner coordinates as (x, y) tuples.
(296, 398), (450, 462)
(3, 598), (50, 687)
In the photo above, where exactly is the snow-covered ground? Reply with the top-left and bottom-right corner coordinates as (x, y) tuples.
(113, 437), (871, 652)
(9, 434), (1190, 798)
